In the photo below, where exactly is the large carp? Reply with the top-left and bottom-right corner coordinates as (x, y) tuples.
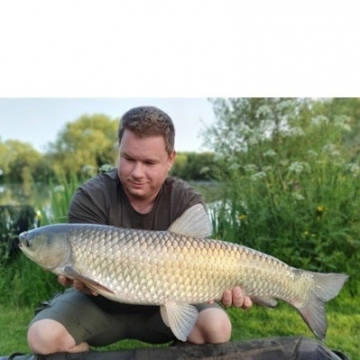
(19, 204), (348, 341)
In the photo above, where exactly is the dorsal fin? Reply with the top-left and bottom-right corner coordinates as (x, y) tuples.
(168, 203), (212, 238)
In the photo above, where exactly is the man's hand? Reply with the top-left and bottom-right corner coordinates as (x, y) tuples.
(222, 287), (252, 309)
(212, 286), (252, 309)
(58, 276), (98, 296)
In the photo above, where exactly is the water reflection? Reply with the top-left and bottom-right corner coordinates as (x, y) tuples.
(0, 183), (50, 207)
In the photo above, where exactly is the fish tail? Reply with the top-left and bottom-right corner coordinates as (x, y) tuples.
(296, 272), (348, 340)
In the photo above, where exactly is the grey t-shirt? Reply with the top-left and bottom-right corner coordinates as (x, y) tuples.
(68, 168), (208, 231)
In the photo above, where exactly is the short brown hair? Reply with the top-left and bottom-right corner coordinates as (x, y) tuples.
(118, 106), (175, 154)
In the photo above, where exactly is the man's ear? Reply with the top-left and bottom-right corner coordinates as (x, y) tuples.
(168, 150), (176, 168)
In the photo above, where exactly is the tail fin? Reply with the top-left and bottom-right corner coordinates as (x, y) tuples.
(296, 272), (348, 340)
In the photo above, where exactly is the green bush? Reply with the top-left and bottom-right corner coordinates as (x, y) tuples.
(209, 104), (360, 295)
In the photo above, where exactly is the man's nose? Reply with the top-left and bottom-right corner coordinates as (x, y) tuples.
(132, 162), (144, 177)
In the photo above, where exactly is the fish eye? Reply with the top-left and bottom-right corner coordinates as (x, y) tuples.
(26, 238), (31, 247)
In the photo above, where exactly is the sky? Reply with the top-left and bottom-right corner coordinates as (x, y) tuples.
(1, 0), (359, 150)
(0, 98), (217, 153)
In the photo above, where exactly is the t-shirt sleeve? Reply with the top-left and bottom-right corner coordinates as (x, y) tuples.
(170, 178), (208, 220)
(68, 180), (110, 225)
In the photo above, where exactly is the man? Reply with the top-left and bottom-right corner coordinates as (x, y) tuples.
(27, 106), (253, 355)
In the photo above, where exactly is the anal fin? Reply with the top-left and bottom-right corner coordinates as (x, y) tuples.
(160, 303), (198, 341)
(252, 296), (278, 308)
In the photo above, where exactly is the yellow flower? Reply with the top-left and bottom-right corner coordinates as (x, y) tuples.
(35, 210), (42, 220)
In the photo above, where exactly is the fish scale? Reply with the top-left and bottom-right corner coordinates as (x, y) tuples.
(67, 225), (310, 306)
(19, 203), (348, 341)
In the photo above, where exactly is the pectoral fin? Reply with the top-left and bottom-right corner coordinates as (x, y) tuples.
(160, 303), (198, 341)
(168, 204), (212, 238)
(63, 265), (115, 294)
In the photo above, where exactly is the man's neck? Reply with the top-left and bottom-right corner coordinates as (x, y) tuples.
(127, 193), (158, 214)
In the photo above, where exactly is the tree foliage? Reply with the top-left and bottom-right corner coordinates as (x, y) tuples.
(201, 98), (301, 156)
(46, 114), (119, 177)
(171, 152), (215, 180)
(202, 98), (360, 176)
(0, 139), (50, 183)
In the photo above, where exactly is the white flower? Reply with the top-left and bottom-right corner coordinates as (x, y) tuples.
(228, 163), (241, 171)
(251, 172), (266, 181)
(53, 185), (65, 192)
(99, 164), (114, 173)
(262, 166), (273, 173)
(322, 144), (340, 157)
(345, 163), (360, 176)
(307, 150), (318, 158)
(311, 115), (329, 126)
(243, 164), (258, 173)
(256, 105), (272, 118)
(283, 127), (305, 137)
(263, 150), (277, 157)
(334, 115), (351, 131)
(288, 161), (311, 174)
(248, 137), (259, 146)
(240, 124), (254, 136)
(292, 193), (304, 201)
(82, 165), (96, 176)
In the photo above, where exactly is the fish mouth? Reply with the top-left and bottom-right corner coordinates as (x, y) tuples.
(18, 232), (29, 248)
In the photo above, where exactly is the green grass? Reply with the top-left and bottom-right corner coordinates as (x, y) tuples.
(229, 293), (359, 358)
(0, 293), (357, 358)
(0, 305), (34, 354)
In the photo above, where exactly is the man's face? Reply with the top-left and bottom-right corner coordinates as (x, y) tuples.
(118, 129), (175, 201)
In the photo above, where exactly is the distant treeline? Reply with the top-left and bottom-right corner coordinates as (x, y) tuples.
(0, 114), (217, 183)
(1, 98), (360, 184)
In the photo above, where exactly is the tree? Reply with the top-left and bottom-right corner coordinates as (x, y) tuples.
(0, 138), (9, 181)
(202, 98), (301, 158)
(0, 139), (44, 183)
(171, 152), (216, 181)
(47, 114), (119, 177)
(202, 98), (360, 175)
(320, 98), (360, 159)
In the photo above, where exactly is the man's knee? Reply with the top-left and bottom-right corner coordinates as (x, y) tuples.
(203, 308), (232, 342)
(28, 319), (82, 354)
(188, 308), (232, 344)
